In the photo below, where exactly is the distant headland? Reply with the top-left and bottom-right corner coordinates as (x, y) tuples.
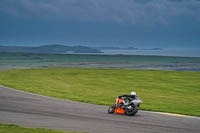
(0, 44), (102, 54)
(0, 44), (163, 54)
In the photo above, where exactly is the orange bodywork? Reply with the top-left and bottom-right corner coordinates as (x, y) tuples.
(115, 107), (125, 114)
(115, 97), (125, 114)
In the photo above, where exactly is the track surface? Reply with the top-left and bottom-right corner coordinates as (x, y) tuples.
(0, 86), (200, 133)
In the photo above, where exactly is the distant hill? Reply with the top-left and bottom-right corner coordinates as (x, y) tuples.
(0, 44), (103, 54)
(94, 46), (162, 50)
(94, 46), (138, 50)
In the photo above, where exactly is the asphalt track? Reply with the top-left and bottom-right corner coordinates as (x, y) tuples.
(0, 86), (200, 133)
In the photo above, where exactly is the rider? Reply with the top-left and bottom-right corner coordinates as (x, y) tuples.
(117, 92), (137, 105)
(118, 91), (137, 99)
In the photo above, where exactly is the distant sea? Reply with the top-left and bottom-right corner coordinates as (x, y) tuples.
(101, 48), (200, 57)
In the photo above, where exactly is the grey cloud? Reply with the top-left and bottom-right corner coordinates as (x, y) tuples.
(0, 0), (200, 25)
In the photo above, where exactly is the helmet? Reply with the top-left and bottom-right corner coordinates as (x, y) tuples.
(131, 92), (136, 96)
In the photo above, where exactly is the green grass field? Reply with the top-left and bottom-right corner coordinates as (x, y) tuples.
(0, 124), (79, 133)
(0, 68), (200, 116)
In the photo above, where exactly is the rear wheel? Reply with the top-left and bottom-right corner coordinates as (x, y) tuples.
(108, 104), (115, 114)
(125, 105), (138, 116)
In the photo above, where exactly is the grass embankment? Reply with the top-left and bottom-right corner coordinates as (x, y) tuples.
(0, 124), (78, 133)
(0, 68), (200, 116)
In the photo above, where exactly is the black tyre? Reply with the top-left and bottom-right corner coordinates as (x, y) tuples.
(108, 104), (115, 114)
(125, 105), (138, 116)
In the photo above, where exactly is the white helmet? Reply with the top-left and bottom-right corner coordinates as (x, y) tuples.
(131, 92), (136, 96)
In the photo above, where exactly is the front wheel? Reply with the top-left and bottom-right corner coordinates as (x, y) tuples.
(125, 105), (138, 116)
(108, 104), (115, 114)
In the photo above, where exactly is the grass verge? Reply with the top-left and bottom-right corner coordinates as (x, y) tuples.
(0, 124), (81, 133)
(0, 68), (200, 116)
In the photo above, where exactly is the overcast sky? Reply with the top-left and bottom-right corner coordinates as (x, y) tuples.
(0, 0), (200, 48)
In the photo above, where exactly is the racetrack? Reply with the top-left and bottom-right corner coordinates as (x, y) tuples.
(0, 86), (199, 133)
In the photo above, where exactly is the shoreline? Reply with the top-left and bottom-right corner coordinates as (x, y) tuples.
(1, 52), (200, 72)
